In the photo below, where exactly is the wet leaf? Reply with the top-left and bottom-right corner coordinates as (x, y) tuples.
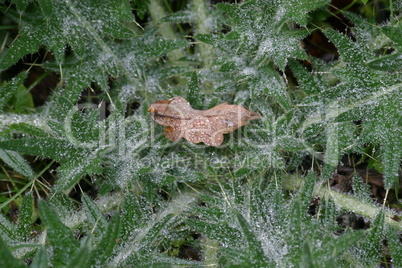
(148, 97), (260, 146)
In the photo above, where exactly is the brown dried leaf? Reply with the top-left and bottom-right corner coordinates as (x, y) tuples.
(148, 97), (260, 146)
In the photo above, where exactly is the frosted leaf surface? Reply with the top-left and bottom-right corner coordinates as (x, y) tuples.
(0, 114), (49, 132)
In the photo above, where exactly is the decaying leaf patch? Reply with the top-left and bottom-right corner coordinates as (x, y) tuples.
(148, 97), (260, 146)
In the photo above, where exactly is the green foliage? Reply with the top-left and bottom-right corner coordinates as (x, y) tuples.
(30, 246), (48, 268)
(290, 25), (402, 188)
(0, 235), (25, 268)
(354, 209), (385, 266)
(0, 0), (400, 267)
(0, 0), (133, 69)
(388, 226), (402, 267)
(0, 142), (35, 179)
(0, 71), (33, 113)
(187, 174), (365, 267)
(17, 193), (35, 237)
(38, 199), (80, 266)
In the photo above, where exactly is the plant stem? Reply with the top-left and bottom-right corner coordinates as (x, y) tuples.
(192, 0), (214, 67)
(283, 174), (402, 230)
(147, 0), (185, 64)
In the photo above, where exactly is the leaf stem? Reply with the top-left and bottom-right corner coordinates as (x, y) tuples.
(0, 160), (55, 211)
(299, 83), (402, 132)
(283, 174), (402, 230)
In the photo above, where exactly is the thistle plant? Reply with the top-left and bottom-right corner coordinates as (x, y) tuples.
(0, 0), (401, 267)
